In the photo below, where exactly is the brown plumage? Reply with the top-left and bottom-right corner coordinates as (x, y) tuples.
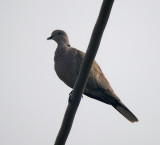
(47, 30), (138, 123)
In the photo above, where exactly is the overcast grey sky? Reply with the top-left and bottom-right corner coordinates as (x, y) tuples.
(0, 0), (160, 145)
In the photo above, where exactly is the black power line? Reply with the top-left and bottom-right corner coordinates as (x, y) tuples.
(54, 0), (115, 144)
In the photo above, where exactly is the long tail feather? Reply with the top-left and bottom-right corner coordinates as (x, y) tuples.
(112, 102), (138, 123)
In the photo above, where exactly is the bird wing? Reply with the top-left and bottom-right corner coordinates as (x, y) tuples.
(75, 50), (121, 104)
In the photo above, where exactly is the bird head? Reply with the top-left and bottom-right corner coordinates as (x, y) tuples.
(47, 30), (70, 45)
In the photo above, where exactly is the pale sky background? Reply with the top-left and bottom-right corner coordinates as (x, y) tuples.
(0, 0), (160, 145)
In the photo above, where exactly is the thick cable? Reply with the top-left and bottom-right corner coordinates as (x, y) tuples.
(54, 0), (114, 144)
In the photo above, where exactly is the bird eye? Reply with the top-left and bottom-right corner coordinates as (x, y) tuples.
(58, 32), (61, 35)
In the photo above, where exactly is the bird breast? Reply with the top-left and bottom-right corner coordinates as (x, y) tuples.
(54, 50), (78, 88)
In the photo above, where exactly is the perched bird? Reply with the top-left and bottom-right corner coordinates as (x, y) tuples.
(47, 30), (138, 123)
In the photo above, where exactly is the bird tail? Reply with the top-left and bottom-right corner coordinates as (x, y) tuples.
(84, 92), (138, 122)
(112, 101), (138, 123)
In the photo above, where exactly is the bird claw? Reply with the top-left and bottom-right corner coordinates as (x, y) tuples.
(68, 91), (73, 103)
(68, 90), (83, 103)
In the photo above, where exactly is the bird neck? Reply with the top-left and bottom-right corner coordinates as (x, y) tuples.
(56, 37), (70, 47)
(57, 41), (70, 47)
(54, 43), (70, 61)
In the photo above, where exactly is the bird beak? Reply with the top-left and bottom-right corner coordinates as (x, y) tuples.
(47, 36), (53, 40)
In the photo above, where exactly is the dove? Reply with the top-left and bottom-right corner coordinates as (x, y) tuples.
(47, 30), (138, 123)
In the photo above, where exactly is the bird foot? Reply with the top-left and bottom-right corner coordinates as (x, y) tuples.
(68, 91), (73, 103)
(68, 90), (83, 103)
